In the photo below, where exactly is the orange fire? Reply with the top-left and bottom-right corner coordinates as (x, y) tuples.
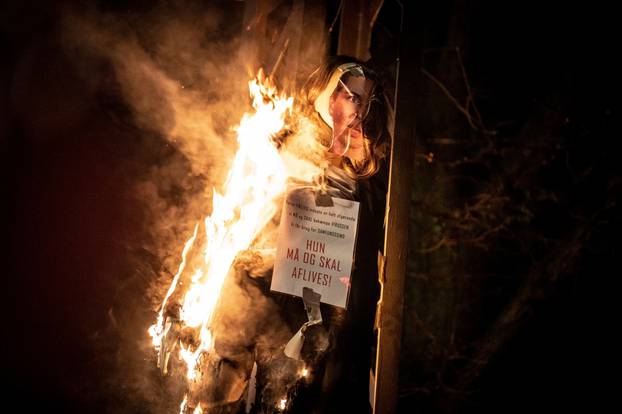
(148, 71), (317, 411)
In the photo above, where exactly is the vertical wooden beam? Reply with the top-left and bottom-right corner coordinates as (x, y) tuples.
(242, 0), (327, 89)
(337, 0), (384, 60)
(373, 2), (421, 414)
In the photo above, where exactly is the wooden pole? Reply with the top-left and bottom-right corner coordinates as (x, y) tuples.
(373, 2), (421, 413)
(337, 0), (384, 61)
(242, 0), (326, 90)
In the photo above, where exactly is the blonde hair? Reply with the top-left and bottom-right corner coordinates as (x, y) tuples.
(300, 56), (393, 179)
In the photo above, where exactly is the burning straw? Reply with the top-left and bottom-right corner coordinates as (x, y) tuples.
(149, 72), (325, 412)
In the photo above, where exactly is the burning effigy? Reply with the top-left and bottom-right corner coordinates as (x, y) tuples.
(148, 58), (391, 414)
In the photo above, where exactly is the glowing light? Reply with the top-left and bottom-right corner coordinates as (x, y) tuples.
(149, 71), (298, 404)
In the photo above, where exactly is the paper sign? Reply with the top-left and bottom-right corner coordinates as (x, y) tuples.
(270, 189), (360, 308)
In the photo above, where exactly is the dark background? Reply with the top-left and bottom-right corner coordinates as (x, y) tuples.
(5, 0), (619, 413)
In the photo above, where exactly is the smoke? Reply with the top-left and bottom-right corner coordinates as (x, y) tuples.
(59, 2), (254, 280)
(53, 1), (328, 412)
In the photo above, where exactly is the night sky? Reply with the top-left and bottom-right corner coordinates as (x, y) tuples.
(6, 1), (619, 413)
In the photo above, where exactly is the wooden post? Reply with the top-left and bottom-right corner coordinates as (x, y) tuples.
(335, 1), (421, 412)
(373, 3), (421, 414)
(337, 0), (384, 61)
(242, 0), (326, 90)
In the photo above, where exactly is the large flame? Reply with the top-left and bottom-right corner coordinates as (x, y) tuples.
(148, 71), (302, 410)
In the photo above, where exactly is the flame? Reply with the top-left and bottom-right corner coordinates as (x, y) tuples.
(149, 71), (301, 404)
(179, 395), (188, 412)
(278, 398), (287, 411)
(148, 225), (199, 352)
(178, 394), (203, 414)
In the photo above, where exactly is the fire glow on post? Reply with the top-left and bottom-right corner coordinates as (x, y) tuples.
(148, 71), (293, 405)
